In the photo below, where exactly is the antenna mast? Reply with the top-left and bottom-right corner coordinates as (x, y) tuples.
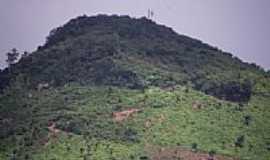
(147, 9), (154, 19)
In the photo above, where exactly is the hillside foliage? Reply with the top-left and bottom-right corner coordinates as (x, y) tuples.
(1, 15), (269, 102)
(0, 15), (269, 160)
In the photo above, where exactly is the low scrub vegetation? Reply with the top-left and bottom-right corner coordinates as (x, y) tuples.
(0, 84), (269, 159)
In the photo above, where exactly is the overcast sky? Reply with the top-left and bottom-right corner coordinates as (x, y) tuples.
(0, 0), (269, 70)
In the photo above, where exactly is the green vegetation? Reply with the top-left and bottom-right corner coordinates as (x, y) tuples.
(0, 15), (269, 160)
(1, 15), (269, 101)
(0, 85), (269, 159)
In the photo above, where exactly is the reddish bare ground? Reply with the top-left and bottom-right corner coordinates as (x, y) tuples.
(112, 108), (141, 122)
(146, 145), (239, 160)
(40, 122), (62, 146)
(47, 122), (61, 135)
(192, 101), (204, 110)
(144, 114), (166, 128)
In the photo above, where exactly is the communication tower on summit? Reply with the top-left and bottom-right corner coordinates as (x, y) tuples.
(147, 9), (154, 19)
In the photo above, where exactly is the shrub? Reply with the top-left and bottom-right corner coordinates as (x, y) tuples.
(208, 150), (216, 160)
(122, 128), (139, 142)
(235, 135), (245, 148)
(191, 143), (198, 152)
(140, 156), (149, 160)
(24, 154), (29, 160)
(266, 142), (270, 151)
(243, 115), (252, 126)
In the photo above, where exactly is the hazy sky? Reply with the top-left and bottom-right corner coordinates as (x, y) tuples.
(0, 0), (270, 69)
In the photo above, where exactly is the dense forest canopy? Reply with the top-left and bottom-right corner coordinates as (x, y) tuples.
(1, 15), (269, 102)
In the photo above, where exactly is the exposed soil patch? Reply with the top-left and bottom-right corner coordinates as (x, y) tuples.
(40, 122), (62, 146)
(144, 114), (166, 128)
(160, 85), (177, 92)
(146, 145), (238, 160)
(192, 101), (204, 110)
(113, 108), (142, 122)
(48, 122), (61, 136)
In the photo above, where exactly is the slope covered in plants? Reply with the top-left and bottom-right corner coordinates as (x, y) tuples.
(0, 85), (269, 159)
(1, 15), (269, 102)
(0, 15), (269, 160)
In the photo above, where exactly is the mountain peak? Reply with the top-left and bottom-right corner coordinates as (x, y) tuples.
(1, 15), (269, 103)
(44, 14), (174, 48)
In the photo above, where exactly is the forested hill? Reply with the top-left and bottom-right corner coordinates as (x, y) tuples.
(0, 15), (270, 160)
(0, 15), (269, 101)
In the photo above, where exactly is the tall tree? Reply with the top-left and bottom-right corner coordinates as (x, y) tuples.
(6, 48), (20, 66)
(21, 51), (29, 59)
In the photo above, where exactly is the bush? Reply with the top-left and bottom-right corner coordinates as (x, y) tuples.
(208, 150), (216, 160)
(122, 128), (139, 142)
(243, 115), (252, 126)
(235, 135), (245, 148)
(191, 143), (198, 152)
(266, 142), (270, 151)
(140, 156), (149, 160)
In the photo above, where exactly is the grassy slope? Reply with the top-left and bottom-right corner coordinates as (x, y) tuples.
(1, 84), (269, 160)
